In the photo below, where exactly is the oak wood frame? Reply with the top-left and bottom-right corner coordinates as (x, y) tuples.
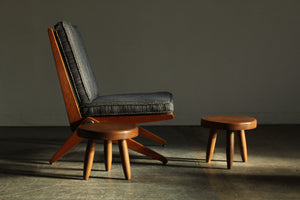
(48, 28), (174, 164)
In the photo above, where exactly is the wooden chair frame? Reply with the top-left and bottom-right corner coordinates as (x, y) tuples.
(48, 28), (174, 164)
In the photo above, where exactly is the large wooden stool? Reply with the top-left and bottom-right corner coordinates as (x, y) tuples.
(201, 115), (257, 169)
(77, 122), (138, 180)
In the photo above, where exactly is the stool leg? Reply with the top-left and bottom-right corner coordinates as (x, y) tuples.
(237, 130), (247, 162)
(206, 129), (217, 163)
(118, 139), (131, 180)
(84, 139), (96, 180)
(104, 140), (112, 171)
(226, 131), (234, 169)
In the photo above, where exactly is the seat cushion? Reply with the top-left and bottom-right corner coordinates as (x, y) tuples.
(54, 21), (99, 104)
(81, 92), (174, 117)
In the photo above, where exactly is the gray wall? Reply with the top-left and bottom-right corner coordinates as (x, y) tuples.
(0, 0), (299, 126)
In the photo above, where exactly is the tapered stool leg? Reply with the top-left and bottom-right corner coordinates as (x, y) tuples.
(104, 140), (112, 171)
(118, 139), (131, 180)
(206, 129), (218, 163)
(238, 130), (247, 162)
(226, 131), (234, 169)
(84, 139), (96, 180)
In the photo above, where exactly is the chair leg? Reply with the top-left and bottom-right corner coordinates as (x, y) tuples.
(50, 124), (167, 164)
(124, 139), (168, 164)
(237, 130), (247, 162)
(118, 139), (131, 180)
(206, 129), (217, 163)
(50, 130), (83, 164)
(84, 139), (96, 180)
(104, 140), (112, 171)
(226, 131), (235, 169)
(138, 127), (167, 145)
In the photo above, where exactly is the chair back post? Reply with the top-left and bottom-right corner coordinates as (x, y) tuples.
(48, 28), (82, 128)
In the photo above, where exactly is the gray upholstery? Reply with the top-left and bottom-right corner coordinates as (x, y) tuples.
(53, 21), (174, 116)
(81, 92), (174, 117)
(54, 21), (99, 104)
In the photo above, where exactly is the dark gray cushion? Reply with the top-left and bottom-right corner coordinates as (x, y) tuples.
(52, 21), (174, 117)
(81, 92), (174, 117)
(54, 21), (99, 104)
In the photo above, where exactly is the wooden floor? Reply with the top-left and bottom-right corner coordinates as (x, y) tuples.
(0, 125), (299, 200)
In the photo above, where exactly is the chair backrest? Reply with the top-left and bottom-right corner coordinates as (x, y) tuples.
(53, 21), (99, 105)
(48, 21), (99, 128)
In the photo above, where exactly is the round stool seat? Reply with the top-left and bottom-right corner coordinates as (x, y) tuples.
(78, 122), (138, 140)
(201, 115), (257, 169)
(201, 115), (257, 131)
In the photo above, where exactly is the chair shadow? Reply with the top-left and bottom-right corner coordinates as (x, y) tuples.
(0, 161), (127, 181)
(0, 153), (237, 181)
(129, 156), (228, 170)
(0, 166), (82, 180)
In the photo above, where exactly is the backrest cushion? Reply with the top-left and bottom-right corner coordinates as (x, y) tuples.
(54, 21), (99, 105)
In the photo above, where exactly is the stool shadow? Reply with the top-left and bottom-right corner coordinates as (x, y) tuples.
(210, 159), (244, 163)
(89, 175), (125, 181)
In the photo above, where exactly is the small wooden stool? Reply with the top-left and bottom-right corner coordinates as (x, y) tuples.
(77, 122), (138, 180)
(201, 115), (257, 169)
